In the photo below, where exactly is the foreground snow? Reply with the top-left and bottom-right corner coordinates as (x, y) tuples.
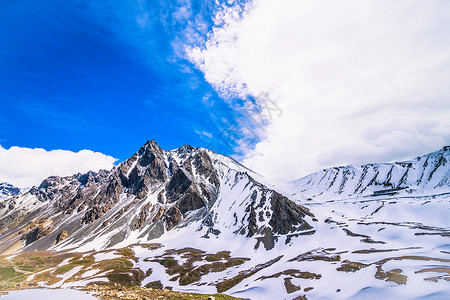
(0, 289), (96, 300)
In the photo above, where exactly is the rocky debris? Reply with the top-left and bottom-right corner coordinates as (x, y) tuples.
(0, 211), (24, 231)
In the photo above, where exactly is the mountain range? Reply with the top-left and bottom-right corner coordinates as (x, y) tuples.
(0, 182), (24, 201)
(0, 141), (449, 300)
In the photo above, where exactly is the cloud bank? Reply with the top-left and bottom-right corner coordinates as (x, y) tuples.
(0, 146), (117, 187)
(187, 0), (450, 182)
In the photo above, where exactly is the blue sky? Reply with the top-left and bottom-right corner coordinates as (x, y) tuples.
(0, 0), (247, 161)
(1, 0), (449, 187)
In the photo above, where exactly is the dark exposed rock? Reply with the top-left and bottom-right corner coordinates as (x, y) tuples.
(166, 169), (192, 203)
(193, 151), (220, 187)
(255, 227), (277, 250)
(145, 280), (163, 289)
(165, 169), (205, 214)
(117, 140), (168, 199)
(22, 226), (52, 246)
(177, 191), (205, 214)
(182, 158), (193, 175)
(284, 277), (301, 294)
(164, 205), (182, 230)
(269, 192), (313, 235)
(55, 230), (68, 244)
(157, 190), (165, 204)
(131, 203), (150, 230)
(293, 296), (308, 300)
(152, 205), (165, 222)
(83, 206), (102, 224)
(247, 205), (258, 237)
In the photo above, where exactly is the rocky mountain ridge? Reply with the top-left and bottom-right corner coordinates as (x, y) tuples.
(0, 140), (313, 254)
(291, 146), (450, 200)
(0, 182), (23, 201)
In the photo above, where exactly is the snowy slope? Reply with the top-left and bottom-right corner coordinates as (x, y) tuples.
(291, 146), (450, 200)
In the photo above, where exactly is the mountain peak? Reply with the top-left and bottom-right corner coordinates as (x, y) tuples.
(137, 139), (162, 154)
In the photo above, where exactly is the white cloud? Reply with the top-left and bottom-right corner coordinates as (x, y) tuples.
(195, 130), (213, 139)
(0, 146), (117, 188)
(187, 0), (450, 182)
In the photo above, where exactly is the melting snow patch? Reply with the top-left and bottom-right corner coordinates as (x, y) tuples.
(0, 289), (97, 300)
(93, 251), (121, 261)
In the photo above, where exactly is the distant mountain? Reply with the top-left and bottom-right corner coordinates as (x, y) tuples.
(291, 146), (450, 200)
(0, 182), (23, 200)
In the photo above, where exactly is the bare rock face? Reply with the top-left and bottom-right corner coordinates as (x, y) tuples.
(269, 192), (313, 235)
(165, 169), (205, 214)
(121, 140), (168, 199)
(193, 151), (220, 187)
(22, 226), (52, 246)
(55, 230), (68, 244)
(131, 203), (150, 230)
(165, 205), (183, 230)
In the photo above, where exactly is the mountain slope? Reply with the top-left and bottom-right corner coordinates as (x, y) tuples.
(291, 146), (450, 200)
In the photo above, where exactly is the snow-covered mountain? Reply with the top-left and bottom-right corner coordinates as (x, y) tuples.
(0, 143), (449, 300)
(0, 182), (23, 200)
(291, 146), (450, 200)
(0, 140), (313, 255)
